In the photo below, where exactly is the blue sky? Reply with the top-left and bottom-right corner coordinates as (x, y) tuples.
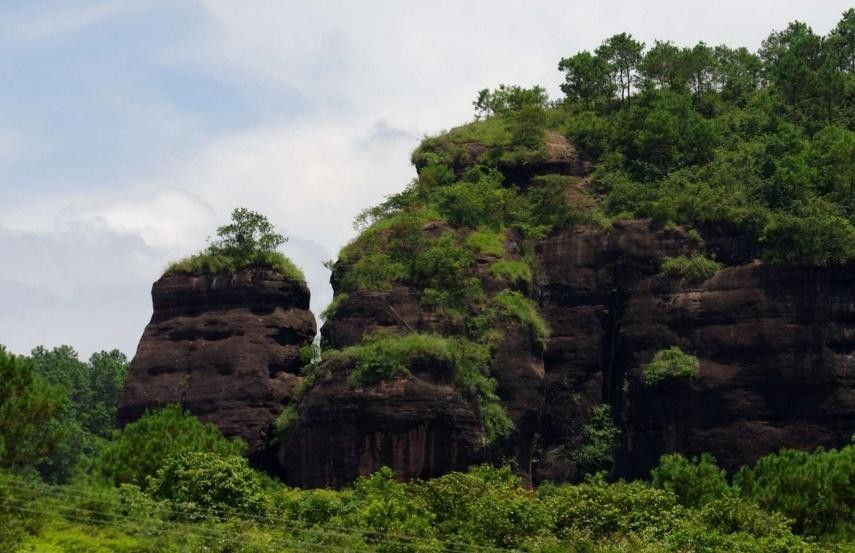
(2, 0), (852, 358)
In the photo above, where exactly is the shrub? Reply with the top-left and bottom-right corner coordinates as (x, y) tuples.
(340, 252), (408, 291)
(575, 404), (621, 475)
(167, 207), (305, 281)
(168, 250), (305, 282)
(0, 346), (64, 470)
(762, 199), (855, 267)
(542, 474), (685, 539)
(345, 333), (453, 387)
(148, 451), (270, 517)
(413, 465), (550, 548)
(733, 442), (855, 538)
(489, 259), (533, 285)
(493, 290), (550, 349)
(651, 453), (730, 507)
(660, 254), (723, 283)
(465, 229), (505, 257)
(346, 467), (440, 552)
(93, 404), (245, 487)
(642, 347), (699, 386)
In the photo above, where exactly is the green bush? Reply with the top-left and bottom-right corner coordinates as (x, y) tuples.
(542, 474), (685, 539)
(148, 451), (270, 517)
(660, 254), (723, 283)
(93, 404), (245, 487)
(413, 465), (550, 548)
(489, 259), (532, 285)
(733, 442), (855, 538)
(345, 333), (452, 387)
(651, 453), (730, 507)
(641, 347), (700, 386)
(493, 290), (550, 349)
(464, 229), (505, 257)
(168, 249), (305, 282)
(342, 334), (512, 445)
(341, 252), (408, 291)
(762, 199), (855, 267)
(167, 207), (305, 281)
(0, 346), (64, 470)
(575, 404), (621, 475)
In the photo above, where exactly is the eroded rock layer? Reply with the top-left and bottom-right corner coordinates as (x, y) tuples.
(117, 269), (316, 464)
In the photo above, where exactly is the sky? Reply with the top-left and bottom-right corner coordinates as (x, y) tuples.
(1, 0), (851, 359)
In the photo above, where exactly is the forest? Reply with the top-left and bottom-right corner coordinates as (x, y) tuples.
(2, 10), (854, 553)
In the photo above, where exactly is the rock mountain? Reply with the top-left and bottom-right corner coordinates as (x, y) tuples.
(119, 132), (854, 488)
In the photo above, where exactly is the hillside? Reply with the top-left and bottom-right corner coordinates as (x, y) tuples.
(2, 11), (855, 552)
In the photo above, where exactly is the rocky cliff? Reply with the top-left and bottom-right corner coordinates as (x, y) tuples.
(119, 129), (854, 488)
(117, 268), (316, 467)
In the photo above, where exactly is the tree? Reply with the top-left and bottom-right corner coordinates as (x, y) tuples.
(651, 453), (730, 508)
(0, 346), (64, 470)
(558, 51), (615, 108)
(683, 42), (717, 97)
(713, 46), (762, 104)
(640, 40), (688, 92)
(148, 451), (269, 516)
(760, 21), (824, 123)
(208, 207), (286, 264)
(27, 346), (129, 483)
(810, 125), (855, 214)
(93, 404), (245, 487)
(473, 84), (548, 119)
(596, 33), (645, 104)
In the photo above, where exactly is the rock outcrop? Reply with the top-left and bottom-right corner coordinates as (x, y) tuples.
(535, 222), (855, 480)
(119, 130), (854, 488)
(117, 268), (316, 466)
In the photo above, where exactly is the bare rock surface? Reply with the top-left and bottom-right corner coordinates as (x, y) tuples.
(118, 269), (316, 465)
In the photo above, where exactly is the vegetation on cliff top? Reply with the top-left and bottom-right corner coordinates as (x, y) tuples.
(167, 207), (305, 282)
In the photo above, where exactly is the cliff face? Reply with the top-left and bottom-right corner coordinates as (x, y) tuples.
(119, 133), (854, 488)
(117, 269), (316, 466)
(536, 223), (855, 480)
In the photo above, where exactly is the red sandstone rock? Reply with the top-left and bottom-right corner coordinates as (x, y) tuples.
(117, 268), (316, 466)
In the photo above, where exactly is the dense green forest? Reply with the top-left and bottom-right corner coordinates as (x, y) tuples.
(2, 11), (855, 552)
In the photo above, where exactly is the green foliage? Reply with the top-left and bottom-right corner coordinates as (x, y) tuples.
(474, 84), (549, 119)
(464, 229), (505, 257)
(575, 405), (621, 475)
(414, 466), (550, 548)
(493, 290), (550, 349)
(660, 254), (723, 283)
(734, 441), (855, 538)
(348, 467), (440, 552)
(489, 259), (532, 285)
(345, 333), (451, 387)
(148, 451), (270, 517)
(93, 404), (245, 487)
(651, 453), (730, 508)
(542, 473), (685, 539)
(168, 249), (305, 281)
(553, 12), (855, 268)
(762, 199), (855, 266)
(342, 334), (512, 445)
(0, 346), (64, 471)
(27, 346), (128, 483)
(168, 207), (305, 281)
(642, 347), (700, 386)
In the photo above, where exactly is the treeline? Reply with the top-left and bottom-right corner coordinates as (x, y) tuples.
(2, 344), (855, 551)
(465, 10), (855, 266)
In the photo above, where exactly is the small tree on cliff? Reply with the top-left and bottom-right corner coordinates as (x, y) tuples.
(208, 207), (287, 264)
(168, 207), (304, 280)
